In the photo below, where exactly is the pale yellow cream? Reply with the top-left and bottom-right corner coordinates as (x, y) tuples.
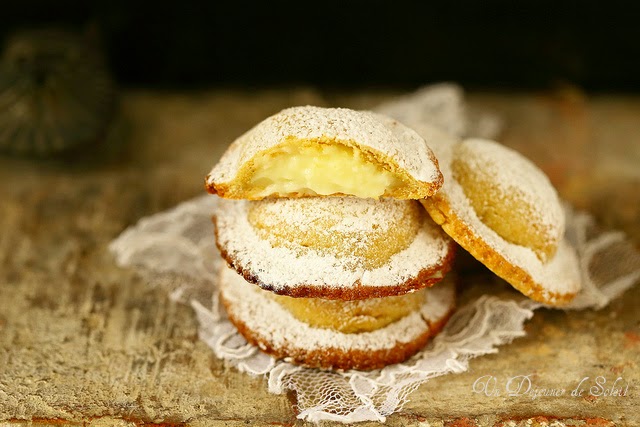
(246, 143), (403, 198)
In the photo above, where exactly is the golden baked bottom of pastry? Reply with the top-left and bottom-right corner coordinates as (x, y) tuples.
(248, 197), (422, 270)
(219, 265), (456, 370)
(206, 106), (443, 200)
(269, 289), (426, 334)
(451, 139), (564, 262)
(214, 196), (456, 300)
(412, 124), (580, 306)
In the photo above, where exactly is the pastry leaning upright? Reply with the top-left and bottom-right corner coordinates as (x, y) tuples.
(413, 124), (581, 306)
(205, 106), (457, 370)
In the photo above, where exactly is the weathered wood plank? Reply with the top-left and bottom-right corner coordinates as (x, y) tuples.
(0, 89), (638, 426)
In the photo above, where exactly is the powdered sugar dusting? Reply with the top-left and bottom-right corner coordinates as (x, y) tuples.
(206, 106), (440, 185)
(417, 124), (581, 300)
(249, 197), (414, 235)
(420, 278), (457, 323)
(215, 196), (453, 294)
(219, 265), (456, 352)
(455, 138), (565, 245)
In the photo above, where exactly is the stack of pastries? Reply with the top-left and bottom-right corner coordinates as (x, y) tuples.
(205, 106), (581, 371)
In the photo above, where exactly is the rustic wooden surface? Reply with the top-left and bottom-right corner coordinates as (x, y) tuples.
(0, 88), (639, 427)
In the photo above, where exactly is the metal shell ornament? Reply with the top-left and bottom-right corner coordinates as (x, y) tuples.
(0, 29), (116, 156)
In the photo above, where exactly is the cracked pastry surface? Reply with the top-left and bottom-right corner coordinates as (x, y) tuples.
(205, 106), (443, 199)
(415, 124), (580, 306)
(214, 196), (456, 300)
(219, 265), (456, 370)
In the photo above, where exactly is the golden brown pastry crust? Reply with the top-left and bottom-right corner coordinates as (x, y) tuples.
(422, 195), (577, 305)
(223, 306), (452, 371)
(214, 214), (457, 300)
(268, 289), (427, 333)
(219, 286), (455, 371)
(247, 197), (424, 270)
(450, 140), (563, 262)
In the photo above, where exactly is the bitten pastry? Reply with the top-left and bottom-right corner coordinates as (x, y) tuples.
(205, 106), (443, 199)
(417, 125), (581, 306)
(218, 264), (456, 370)
(214, 196), (456, 299)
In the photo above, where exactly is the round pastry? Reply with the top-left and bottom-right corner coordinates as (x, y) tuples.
(214, 196), (456, 300)
(417, 125), (580, 306)
(218, 264), (456, 370)
(205, 106), (443, 200)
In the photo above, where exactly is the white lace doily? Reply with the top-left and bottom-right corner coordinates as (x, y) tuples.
(109, 85), (640, 423)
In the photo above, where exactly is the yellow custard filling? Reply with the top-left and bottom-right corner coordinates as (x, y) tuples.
(243, 142), (404, 198)
(269, 290), (427, 333)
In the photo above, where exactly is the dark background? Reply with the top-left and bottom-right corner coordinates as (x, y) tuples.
(2, 1), (639, 91)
